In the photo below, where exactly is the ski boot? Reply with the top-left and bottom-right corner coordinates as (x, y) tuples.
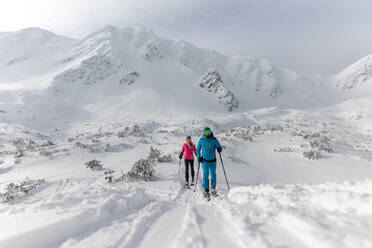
(211, 188), (218, 197)
(204, 189), (210, 201)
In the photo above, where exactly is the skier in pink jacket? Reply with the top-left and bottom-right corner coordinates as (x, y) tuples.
(179, 136), (197, 186)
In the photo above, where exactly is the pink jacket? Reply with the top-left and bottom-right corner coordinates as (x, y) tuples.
(182, 143), (197, 160)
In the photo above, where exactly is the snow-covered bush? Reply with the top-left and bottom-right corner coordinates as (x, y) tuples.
(104, 169), (115, 183)
(105, 175), (115, 183)
(303, 150), (321, 160)
(38, 148), (53, 157)
(85, 159), (103, 170)
(14, 148), (25, 158)
(303, 132), (321, 140)
(302, 132), (333, 153)
(104, 169), (115, 175)
(12, 138), (26, 149)
(26, 140), (37, 151)
(274, 147), (293, 153)
(117, 130), (127, 138)
(105, 147), (170, 183)
(0, 178), (46, 203)
(74, 141), (89, 149)
(107, 158), (155, 183)
(126, 159), (155, 181)
(148, 146), (172, 163)
(225, 127), (253, 141)
(268, 125), (283, 132)
(117, 124), (145, 138)
(40, 140), (55, 147)
(251, 125), (266, 135)
(310, 140), (333, 153)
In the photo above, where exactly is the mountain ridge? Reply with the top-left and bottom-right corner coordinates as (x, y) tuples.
(1, 25), (372, 129)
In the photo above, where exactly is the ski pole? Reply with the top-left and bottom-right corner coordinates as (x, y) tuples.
(178, 159), (181, 178)
(194, 161), (201, 192)
(218, 153), (230, 191)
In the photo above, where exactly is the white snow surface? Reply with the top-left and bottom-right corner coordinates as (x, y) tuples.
(1, 26), (372, 248)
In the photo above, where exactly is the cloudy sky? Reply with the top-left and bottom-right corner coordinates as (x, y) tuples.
(0, 0), (371, 74)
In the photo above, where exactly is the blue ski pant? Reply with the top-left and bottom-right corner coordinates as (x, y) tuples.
(202, 161), (216, 190)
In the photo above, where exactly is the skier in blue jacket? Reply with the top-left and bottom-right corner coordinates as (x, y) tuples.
(196, 127), (223, 197)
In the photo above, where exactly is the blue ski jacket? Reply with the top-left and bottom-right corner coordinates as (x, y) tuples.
(196, 135), (222, 161)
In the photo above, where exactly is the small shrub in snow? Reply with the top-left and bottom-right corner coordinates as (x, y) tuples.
(131, 124), (140, 134)
(251, 125), (266, 135)
(310, 140), (333, 153)
(274, 147), (293, 153)
(269, 125), (283, 132)
(302, 132), (333, 153)
(26, 140), (37, 151)
(225, 127), (253, 141)
(14, 148), (25, 158)
(40, 140), (55, 147)
(74, 141), (88, 149)
(104, 169), (115, 175)
(147, 146), (172, 163)
(105, 175), (115, 183)
(303, 132), (321, 140)
(303, 150), (321, 160)
(117, 129), (128, 138)
(126, 159), (155, 181)
(12, 138), (26, 149)
(105, 147), (171, 184)
(103, 143), (112, 152)
(39, 148), (53, 157)
(117, 124), (145, 138)
(85, 159), (103, 170)
(0, 178), (46, 203)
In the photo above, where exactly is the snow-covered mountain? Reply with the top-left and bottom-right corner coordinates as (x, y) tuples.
(0, 27), (75, 85)
(335, 54), (372, 91)
(3, 25), (369, 129)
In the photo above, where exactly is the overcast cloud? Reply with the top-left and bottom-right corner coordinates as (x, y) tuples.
(0, 0), (371, 74)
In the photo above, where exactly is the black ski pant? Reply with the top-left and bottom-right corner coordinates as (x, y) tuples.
(184, 159), (195, 183)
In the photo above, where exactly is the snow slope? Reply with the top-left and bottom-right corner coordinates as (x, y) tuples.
(1, 26), (372, 248)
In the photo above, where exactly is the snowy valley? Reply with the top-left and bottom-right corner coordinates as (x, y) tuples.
(1, 26), (372, 248)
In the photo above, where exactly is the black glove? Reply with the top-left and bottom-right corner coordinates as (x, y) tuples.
(198, 157), (203, 163)
(217, 147), (222, 153)
(179, 153), (183, 160)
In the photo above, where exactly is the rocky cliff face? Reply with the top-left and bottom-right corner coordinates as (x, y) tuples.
(199, 69), (239, 112)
